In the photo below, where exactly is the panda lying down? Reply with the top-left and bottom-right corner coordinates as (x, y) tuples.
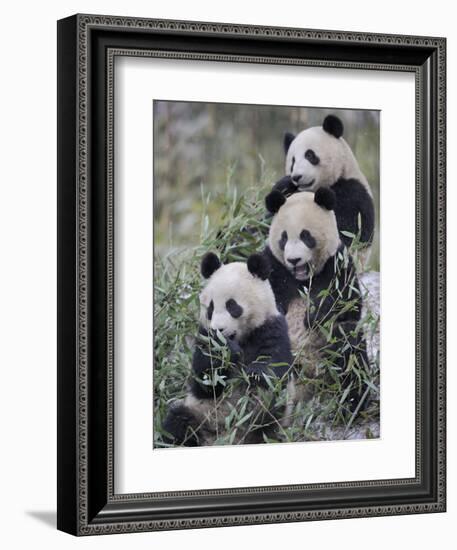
(162, 252), (293, 447)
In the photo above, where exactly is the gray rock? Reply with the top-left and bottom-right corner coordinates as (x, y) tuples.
(359, 271), (380, 367)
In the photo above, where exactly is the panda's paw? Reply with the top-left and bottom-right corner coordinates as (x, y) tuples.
(208, 329), (235, 349)
(272, 175), (296, 196)
(249, 374), (262, 386)
(227, 337), (242, 359)
(244, 366), (265, 385)
(265, 190), (287, 215)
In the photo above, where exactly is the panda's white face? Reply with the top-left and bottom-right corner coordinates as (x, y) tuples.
(279, 229), (315, 281)
(269, 193), (340, 280)
(285, 126), (350, 191)
(199, 263), (278, 342)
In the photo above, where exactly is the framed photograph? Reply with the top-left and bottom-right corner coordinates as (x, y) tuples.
(57, 14), (446, 535)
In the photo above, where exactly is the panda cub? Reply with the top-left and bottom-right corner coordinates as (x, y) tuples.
(264, 188), (370, 416)
(162, 252), (292, 447)
(273, 115), (375, 269)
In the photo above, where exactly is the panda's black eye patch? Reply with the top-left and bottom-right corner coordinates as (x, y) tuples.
(207, 300), (214, 320)
(290, 156), (295, 172)
(226, 299), (243, 318)
(279, 230), (288, 251)
(304, 149), (320, 166)
(300, 229), (316, 249)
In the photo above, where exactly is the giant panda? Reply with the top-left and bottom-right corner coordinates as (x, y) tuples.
(162, 252), (293, 447)
(272, 114), (375, 270)
(263, 188), (371, 420)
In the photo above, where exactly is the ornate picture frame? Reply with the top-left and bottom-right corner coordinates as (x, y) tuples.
(57, 14), (446, 535)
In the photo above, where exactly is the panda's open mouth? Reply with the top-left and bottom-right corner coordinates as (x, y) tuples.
(296, 179), (315, 190)
(291, 263), (311, 281)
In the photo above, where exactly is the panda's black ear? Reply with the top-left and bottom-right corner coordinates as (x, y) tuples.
(247, 253), (271, 280)
(265, 190), (286, 214)
(283, 132), (295, 154)
(201, 252), (221, 279)
(323, 115), (344, 139)
(314, 187), (336, 211)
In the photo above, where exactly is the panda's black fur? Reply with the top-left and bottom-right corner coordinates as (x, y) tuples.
(264, 189), (370, 414)
(332, 177), (375, 247)
(162, 253), (293, 447)
(264, 244), (359, 324)
(264, 246), (368, 411)
(189, 315), (292, 401)
(273, 115), (375, 252)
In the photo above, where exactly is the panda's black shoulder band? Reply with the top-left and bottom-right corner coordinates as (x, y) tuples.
(201, 252), (221, 278)
(247, 253), (271, 280)
(323, 115), (344, 138)
(314, 187), (336, 211)
(265, 190), (286, 214)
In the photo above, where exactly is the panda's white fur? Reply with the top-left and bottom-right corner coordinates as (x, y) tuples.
(269, 192), (340, 277)
(285, 125), (372, 196)
(199, 262), (279, 342)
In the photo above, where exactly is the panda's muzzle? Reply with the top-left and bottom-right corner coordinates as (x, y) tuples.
(287, 261), (311, 281)
(288, 257), (301, 266)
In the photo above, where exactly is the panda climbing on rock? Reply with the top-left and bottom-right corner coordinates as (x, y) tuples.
(272, 114), (375, 270)
(263, 188), (371, 419)
(162, 252), (293, 447)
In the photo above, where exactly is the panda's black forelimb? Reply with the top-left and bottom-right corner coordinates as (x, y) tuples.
(190, 317), (292, 397)
(321, 320), (371, 413)
(190, 326), (242, 399)
(304, 248), (362, 329)
(262, 247), (301, 314)
(331, 177), (375, 248)
(271, 175), (297, 198)
(242, 315), (293, 386)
